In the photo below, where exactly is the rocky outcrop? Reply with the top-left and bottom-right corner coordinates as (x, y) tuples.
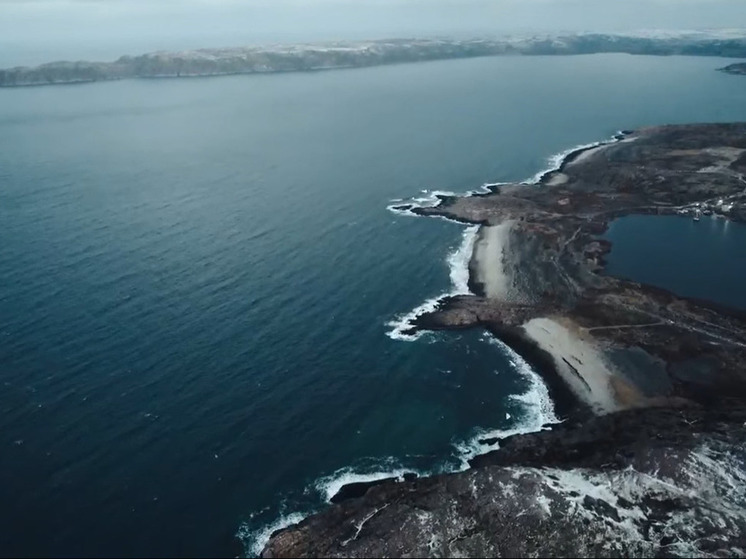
(263, 406), (746, 558)
(721, 62), (746, 75)
(409, 124), (746, 413)
(3, 33), (746, 87)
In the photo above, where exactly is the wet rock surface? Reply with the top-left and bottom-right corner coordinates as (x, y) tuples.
(263, 406), (746, 558)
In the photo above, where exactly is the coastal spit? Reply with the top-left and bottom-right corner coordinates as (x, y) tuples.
(263, 123), (746, 558)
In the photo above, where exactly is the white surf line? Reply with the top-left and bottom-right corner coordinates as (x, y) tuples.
(385, 224), (479, 341)
(386, 131), (633, 342)
(527, 130), (632, 185)
(241, 510), (308, 557)
(386, 181), (499, 217)
(240, 459), (439, 556)
(246, 132), (637, 556)
(453, 333), (560, 469)
(314, 465), (422, 504)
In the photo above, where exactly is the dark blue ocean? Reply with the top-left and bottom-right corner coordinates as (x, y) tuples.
(1, 54), (745, 557)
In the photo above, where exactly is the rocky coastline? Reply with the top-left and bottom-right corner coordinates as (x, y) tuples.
(3, 32), (746, 88)
(720, 62), (746, 75)
(262, 123), (746, 557)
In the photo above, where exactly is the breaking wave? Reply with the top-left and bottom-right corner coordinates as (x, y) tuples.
(313, 458), (436, 504)
(453, 334), (560, 469)
(239, 508), (309, 558)
(527, 130), (632, 184)
(385, 225), (478, 341)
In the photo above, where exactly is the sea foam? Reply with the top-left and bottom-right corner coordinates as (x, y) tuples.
(314, 462), (429, 504)
(239, 509), (309, 557)
(385, 224), (478, 341)
(453, 333), (560, 469)
(527, 130), (633, 184)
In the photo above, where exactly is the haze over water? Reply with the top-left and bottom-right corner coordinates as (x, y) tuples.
(1, 53), (745, 556)
(2, 0), (745, 67)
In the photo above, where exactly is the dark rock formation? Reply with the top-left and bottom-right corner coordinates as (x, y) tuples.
(263, 406), (746, 558)
(330, 474), (418, 504)
(721, 62), (746, 75)
(412, 124), (746, 413)
(262, 124), (746, 557)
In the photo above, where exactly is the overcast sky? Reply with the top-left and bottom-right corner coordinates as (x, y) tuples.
(1, 0), (744, 66)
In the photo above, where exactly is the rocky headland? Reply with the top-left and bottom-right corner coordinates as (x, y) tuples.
(262, 123), (746, 557)
(3, 32), (746, 87)
(721, 62), (746, 75)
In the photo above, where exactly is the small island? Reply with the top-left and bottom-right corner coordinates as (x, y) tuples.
(262, 123), (746, 558)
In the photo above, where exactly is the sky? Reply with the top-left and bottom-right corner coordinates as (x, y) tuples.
(1, 0), (745, 67)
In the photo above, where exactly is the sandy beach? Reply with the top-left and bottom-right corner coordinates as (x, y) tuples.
(566, 144), (606, 166)
(470, 222), (514, 300)
(522, 317), (643, 414)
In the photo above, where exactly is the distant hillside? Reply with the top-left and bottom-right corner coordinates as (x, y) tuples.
(3, 32), (746, 87)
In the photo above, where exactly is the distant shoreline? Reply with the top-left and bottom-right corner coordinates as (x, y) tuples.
(2, 32), (746, 88)
(720, 62), (746, 75)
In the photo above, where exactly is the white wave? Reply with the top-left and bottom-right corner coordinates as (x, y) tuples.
(385, 189), (460, 218)
(386, 182), (499, 218)
(527, 131), (631, 185)
(239, 510), (308, 557)
(527, 139), (604, 184)
(453, 333), (560, 468)
(386, 225), (479, 341)
(448, 225), (479, 294)
(385, 202), (420, 218)
(389, 131), (630, 220)
(385, 296), (444, 341)
(314, 465), (418, 503)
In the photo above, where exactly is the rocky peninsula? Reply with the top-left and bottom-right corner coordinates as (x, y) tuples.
(721, 62), (746, 75)
(262, 123), (746, 557)
(3, 32), (746, 87)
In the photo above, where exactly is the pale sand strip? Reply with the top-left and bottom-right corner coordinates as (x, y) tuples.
(545, 172), (569, 186)
(566, 144), (606, 166)
(523, 317), (643, 414)
(471, 222), (513, 300)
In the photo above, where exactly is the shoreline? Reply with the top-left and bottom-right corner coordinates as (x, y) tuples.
(4, 33), (746, 89)
(387, 132), (634, 422)
(260, 123), (746, 556)
(402, 122), (746, 411)
(245, 139), (607, 552)
(396, 131), (634, 419)
(468, 222), (514, 300)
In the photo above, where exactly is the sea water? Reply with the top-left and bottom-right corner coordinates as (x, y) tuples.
(1, 54), (745, 556)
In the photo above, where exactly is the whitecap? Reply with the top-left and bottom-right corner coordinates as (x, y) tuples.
(239, 510), (309, 557)
(527, 130), (632, 185)
(314, 465), (419, 504)
(385, 189), (461, 217)
(385, 225), (478, 341)
(453, 333), (560, 468)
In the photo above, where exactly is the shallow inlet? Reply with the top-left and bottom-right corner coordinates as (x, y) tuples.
(603, 214), (746, 310)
